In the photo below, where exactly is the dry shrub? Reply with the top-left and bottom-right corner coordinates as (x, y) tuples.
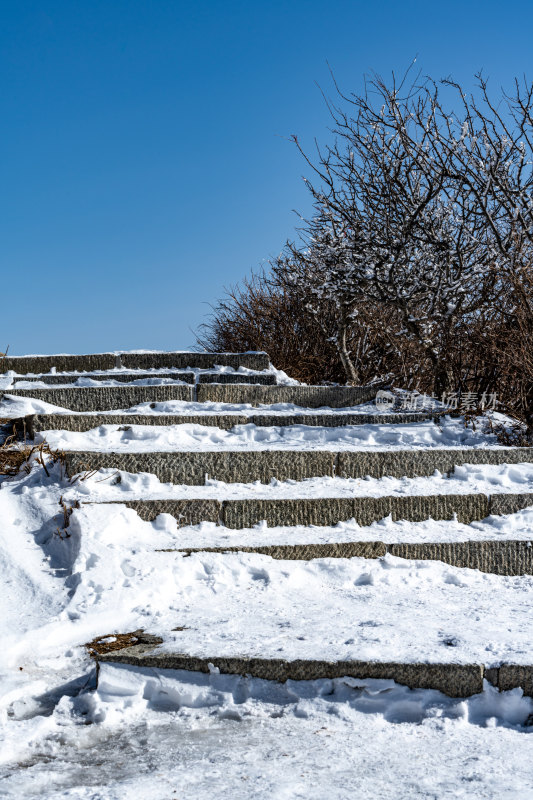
(0, 443), (34, 476)
(0, 425), (64, 478)
(0, 423), (33, 476)
(197, 272), (340, 384)
(197, 272), (431, 386)
(196, 269), (533, 430)
(471, 303), (533, 429)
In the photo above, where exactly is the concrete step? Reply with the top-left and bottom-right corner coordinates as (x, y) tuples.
(0, 350), (270, 375)
(5, 385), (193, 412)
(95, 645), (533, 698)
(62, 447), (533, 485)
(87, 494), (533, 575)
(196, 372), (276, 384)
(160, 540), (533, 577)
(196, 383), (382, 408)
(120, 351), (270, 371)
(0, 353), (118, 375)
(5, 382), (382, 414)
(11, 371), (196, 385)
(10, 372), (275, 387)
(24, 411), (438, 436)
(114, 492), (532, 526)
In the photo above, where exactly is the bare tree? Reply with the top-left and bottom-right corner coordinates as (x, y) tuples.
(428, 75), (533, 422)
(274, 211), (372, 384)
(291, 69), (498, 395)
(199, 68), (533, 412)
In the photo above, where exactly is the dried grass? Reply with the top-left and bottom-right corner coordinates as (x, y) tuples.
(0, 428), (65, 478)
(86, 630), (163, 658)
(484, 417), (533, 447)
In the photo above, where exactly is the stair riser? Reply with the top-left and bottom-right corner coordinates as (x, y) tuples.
(171, 541), (533, 576)
(196, 373), (276, 384)
(94, 652), (483, 698)
(26, 412), (438, 435)
(1, 354), (118, 374)
(337, 450), (533, 478)
(63, 448), (533, 484)
(5, 385), (193, 412)
(96, 652), (533, 698)
(120, 352), (269, 371)
(119, 493), (531, 531)
(222, 495), (491, 527)
(0, 351), (269, 375)
(64, 451), (336, 483)
(196, 383), (381, 408)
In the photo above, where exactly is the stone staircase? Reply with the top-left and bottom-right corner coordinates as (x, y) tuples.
(3, 349), (533, 698)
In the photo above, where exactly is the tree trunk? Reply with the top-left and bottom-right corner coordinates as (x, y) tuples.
(400, 309), (455, 398)
(337, 318), (360, 385)
(433, 357), (455, 398)
(524, 385), (533, 439)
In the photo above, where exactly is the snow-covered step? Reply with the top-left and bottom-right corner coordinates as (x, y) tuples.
(97, 649), (533, 698)
(81, 493), (533, 574)
(0, 352), (118, 374)
(10, 371), (196, 385)
(10, 371), (276, 387)
(158, 539), (533, 576)
(3, 383), (382, 413)
(4, 385), (193, 412)
(195, 383), (382, 407)
(91, 551), (533, 697)
(104, 491), (532, 527)
(97, 648), (484, 697)
(0, 350), (270, 375)
(119, 351), (270, 371)
(24, 410), (437, 436)
(62, 447), (533, 485)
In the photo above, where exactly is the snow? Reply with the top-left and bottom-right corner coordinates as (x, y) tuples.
(1, 466), (533, 672)
(0, 394), (76, 416)
(3, 670), (533, 799)
(39, 416), (501, 452)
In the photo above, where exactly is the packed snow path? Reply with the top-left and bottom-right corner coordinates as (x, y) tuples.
(2, 349), (533, 797)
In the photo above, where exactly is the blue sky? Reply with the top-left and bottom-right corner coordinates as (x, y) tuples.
(2, 0), (532, 354)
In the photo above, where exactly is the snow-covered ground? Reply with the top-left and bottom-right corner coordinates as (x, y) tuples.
(3, 673), (533, 799)
(2, 393), (533, 797)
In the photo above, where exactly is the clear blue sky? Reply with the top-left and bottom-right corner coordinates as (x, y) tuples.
(2, 0), (531, 354)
